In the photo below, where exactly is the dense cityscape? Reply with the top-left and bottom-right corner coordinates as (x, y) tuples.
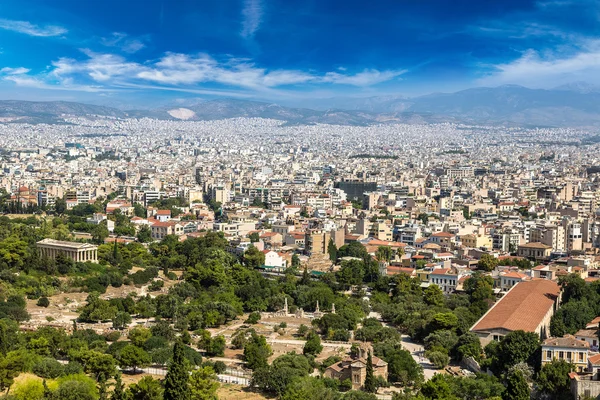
(0, 113), (598, 399)
(2, 0), (600, 399)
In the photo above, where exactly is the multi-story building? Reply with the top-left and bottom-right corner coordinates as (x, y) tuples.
(542, 335), (589, 373)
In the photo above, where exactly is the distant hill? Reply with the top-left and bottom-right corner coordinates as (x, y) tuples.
(328, 85), (600, 127)
(0, 100), (127, 123)
(3, 84), (600, 126)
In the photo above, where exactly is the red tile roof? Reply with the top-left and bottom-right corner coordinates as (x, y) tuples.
(471, 280), (560, 333)
(432, 232), (454, 237)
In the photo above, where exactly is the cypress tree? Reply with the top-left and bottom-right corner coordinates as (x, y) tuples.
(110, 372), (126, 400)
(164, 341), (190, 400)
(42, 380), (52, 399)
(364, 351), (376, 393)
(98, 379), (107, 400)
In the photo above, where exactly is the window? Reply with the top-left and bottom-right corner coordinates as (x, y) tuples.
(353, 375), (360, 384)
(579, 352), (584, 362)
(559, 351), (564, 359)
(546, 350), (552, 360)
(567, 351), (572, 360)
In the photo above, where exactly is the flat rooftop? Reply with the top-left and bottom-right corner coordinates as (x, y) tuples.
(37, 238), (98, 249)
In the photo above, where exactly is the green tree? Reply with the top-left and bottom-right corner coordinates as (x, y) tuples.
(244, 333), (272, 370)
(79, 351), (116, 381)
(136, 225), (152, 243)
(249, 232), (260, 243)
(12, 377), (45, 400)
(503, 369), (529, 400)
(303, 331), (323, 356)
(189, 366), (219, 400)
(243, 246), (265, 269)
(426, 351), (449, 369)
(79, 294), (118, 323)
(375, 246), (393, 263)
(477, 254), (499, 272)
(54, 374), (99, 400)
(424, 285), (445, 307)
(421, 374), (458, 400)
(206, 336), (226, 357)
(0, 235), (28, 270)
(91, 223), (109, 245)
(536, 359), (573, 399)
(0, 356), (18, 396)
(110, 372), (126, 400)
(116, 345), (150, 373)
(36, 297), (50, 308)
(127, 376), (163, 400)
(364, 351), (376, 393)
(164, 341), (190, 400)
(127, 327), (151, 347)
(281, 376), (339, 400)
(112, 312), (131, 330)
(292, 254), (301, 268)
(495, 331), (540, 374)
(133, 204), (147, 218)
(464, 272), (494, 303)
(54, 198), (67, 215)
(328, 239), (338, 263)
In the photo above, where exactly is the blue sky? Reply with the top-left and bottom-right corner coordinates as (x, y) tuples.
(0, 0), (598, 107)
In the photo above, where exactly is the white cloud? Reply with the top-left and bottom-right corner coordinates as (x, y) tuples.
(241, 0), (263, 38)
(323, 69), (407, 86)
(3, 49), (405, 94)
(478, 40), (600, 87)
(0, 67), (30, 75)
(2, 75), (106, 92)
(101, 32), (146, 53)
(0, 18), (67, 37)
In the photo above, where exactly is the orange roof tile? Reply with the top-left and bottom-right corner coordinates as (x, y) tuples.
(471, 280), (559, 333)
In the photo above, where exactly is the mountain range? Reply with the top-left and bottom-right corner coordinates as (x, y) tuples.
(3, 84), (600, 127)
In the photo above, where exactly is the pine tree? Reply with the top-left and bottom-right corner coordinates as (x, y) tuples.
(364, 351), (377, 393)
(42, 380), (52, 399)
(110, 372), (126, 400)
(164, 341), (191, 400)
(98, 379), (107, 400)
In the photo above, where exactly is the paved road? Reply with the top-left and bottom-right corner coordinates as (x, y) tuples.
(400, 335), (437, 381)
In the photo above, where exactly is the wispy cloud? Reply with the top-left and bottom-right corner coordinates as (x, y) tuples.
(0, 67), (30, 75)
(19, 50), (403, 91)
(101, 32), (147, 53)
(478, 40), (600, 87)
(0, 18), (67, 37)
(323, 69), (407, 86)
(241, 0), (264, 38)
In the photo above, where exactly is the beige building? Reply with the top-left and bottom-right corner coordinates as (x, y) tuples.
(37, 239), (98, 263)
(517, 242), (552, 260)
(542, 335), (589, 372)
(461, 234), (492, 249)
(305, 227), (345, 256)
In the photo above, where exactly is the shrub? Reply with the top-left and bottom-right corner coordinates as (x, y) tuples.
(33, 357), (64, 378)
(105, 331), (121, 342)
(426, 350), (450, 369)
(246, 312), (261, 324)
(36, 297), (50, 308)
(63, 361), (84, 375)
(148, 280), (164, 292)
